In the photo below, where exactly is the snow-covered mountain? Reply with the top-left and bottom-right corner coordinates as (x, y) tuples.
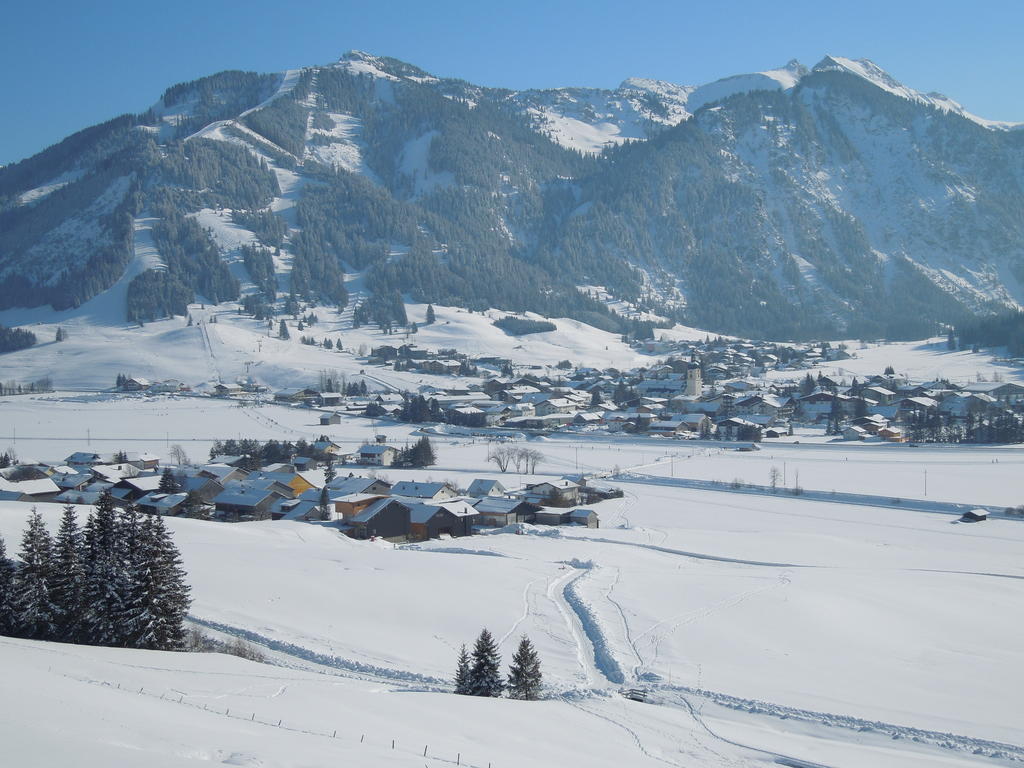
(1, 50), (1023, 342)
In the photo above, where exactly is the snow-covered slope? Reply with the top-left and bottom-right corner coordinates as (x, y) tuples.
(685, 59), (807, 113)
(3, 461), (1023, 768)
(813, 55), (1023, 130)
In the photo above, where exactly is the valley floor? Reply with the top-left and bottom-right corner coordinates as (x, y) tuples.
(0, 392), (1022, 766)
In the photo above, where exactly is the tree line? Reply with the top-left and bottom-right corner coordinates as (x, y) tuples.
(0, 324), (36, 353)
(0, 495), (190, 650)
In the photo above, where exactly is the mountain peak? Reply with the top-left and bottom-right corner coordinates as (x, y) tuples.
(338, 49), (378, 63)
(813, 55), (907, 93)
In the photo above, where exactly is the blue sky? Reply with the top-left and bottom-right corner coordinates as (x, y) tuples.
(2, 0), (1022, 165)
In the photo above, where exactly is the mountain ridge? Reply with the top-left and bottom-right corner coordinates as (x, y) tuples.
(1, 51), (1023, 342)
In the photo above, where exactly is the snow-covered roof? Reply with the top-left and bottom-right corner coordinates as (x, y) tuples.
(137, 491), (188, 510)
(473, 497), (536, 514)
(467, 479), (506, 496)
(327, 475), (387, 494)
(0, 477), (60, 496)
(351, 497), (406, 523)
(215, 486), (275, 506)
(121, 475), (164, 492)
(359, 444), (397, 455)
(390, 481), (453, 498)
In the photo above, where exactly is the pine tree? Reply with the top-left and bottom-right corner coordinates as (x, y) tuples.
(51, 505), (85, 641)
(183, 490), (208, 519)
(0, 533), (16, 636)
(425, 304), (435, 324)
(13, 508), (58, 640)
(123, 515), (161, 649)
(506, 635), (543, 700)
(468, 628), (503, 697)
(158, 467), (180, 493)
(278, 319), (290, 340)
(115, 505), (147, 647)
(149, 515), (190, 650)
(324, 458), (336, 484)
(81, 491), (126, 646)
(454, 644), (471, 695)
(409, 436), (436, 467)
(318, 486), (331, 520)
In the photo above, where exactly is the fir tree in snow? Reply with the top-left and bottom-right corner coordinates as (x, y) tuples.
(122, 515), (162, 649)
(116, 505), (148, 647)
(0, 533), (15, 636)
(13, 508), (58, 640)
(51, 505), (85, 641)
(148, 514), (191, 650)
(318, 486), (331, 521)
(158, 467), (181, 493)
(183, 490), (208, 520)
(404, 436), (436, 467)
(454, 643), (471, 695)
(324, 458), (336, 484)
(425, 304), (436, 324)
(278, 319), (290, 340)
(506, 635), (543, 700)
(81, 490), (128, 646)
(468, 628), (503, 697)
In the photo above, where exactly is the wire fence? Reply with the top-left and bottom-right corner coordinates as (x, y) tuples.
(58, 669), (498, 768)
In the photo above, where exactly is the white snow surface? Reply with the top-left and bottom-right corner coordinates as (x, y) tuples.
(687, 60), (807, 114)
(1, 379), (1023, 765)
(1, 447), (1022, 766)
(813, 56), (1023, 130)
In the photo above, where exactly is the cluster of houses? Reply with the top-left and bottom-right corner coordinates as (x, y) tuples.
(113, 335), (1023, 446)
(0, 449), (608, 543)
(338, 362), (1024, 443)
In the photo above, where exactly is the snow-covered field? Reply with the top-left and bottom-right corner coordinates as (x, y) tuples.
(2, 478), (1022, 767)
(0, 334), (1022, 767)
(0, 296), (667, 391)
(1, 388), (1023, 766)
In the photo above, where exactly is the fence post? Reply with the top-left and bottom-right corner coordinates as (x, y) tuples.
(424, 746), (428, 756)
(251, 713), (255, 721)
(457, 753), (460, 765)
(333, 730), (337, 738)
(392, 739), (395, 750)
(360, 734), (365, 743)
(277, 719), (282, 727)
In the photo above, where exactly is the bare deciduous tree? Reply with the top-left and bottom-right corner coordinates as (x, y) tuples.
(488, 445), (515, 472)
(523, 449), (544, 473)
(169, 444), (190, 466)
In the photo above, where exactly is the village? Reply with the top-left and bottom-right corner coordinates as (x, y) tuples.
(110, 332), (1024, 445)
(0, 437), (611, 542)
